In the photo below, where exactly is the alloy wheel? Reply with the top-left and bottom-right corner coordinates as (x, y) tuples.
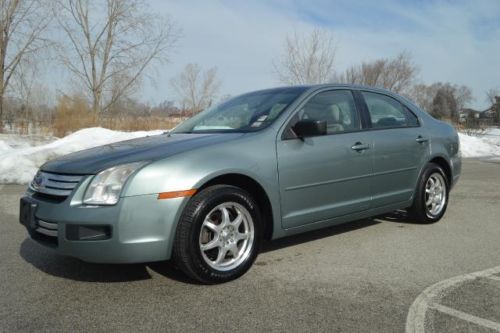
(425, 172), (447, 218)
(199, 202), (255, 271)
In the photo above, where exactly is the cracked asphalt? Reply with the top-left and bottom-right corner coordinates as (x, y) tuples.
(0, 159), (499, 332)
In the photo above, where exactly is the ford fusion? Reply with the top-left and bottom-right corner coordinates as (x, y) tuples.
(20, 84), (461, 283)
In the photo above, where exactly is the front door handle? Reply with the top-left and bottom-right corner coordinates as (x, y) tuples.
(351, 142), (370, 151)
(416, 136), (429, 143)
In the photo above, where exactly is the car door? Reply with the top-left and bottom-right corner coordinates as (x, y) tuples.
(359, 91), (429, 208)
(276, 89), (372, 229)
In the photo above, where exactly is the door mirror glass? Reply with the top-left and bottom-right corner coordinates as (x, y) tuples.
(293, 119), (327, 138)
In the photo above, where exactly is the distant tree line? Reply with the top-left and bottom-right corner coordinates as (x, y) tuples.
(273, 29), (498, 127)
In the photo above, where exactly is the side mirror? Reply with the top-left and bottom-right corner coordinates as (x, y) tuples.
(292, 119), (327, 138)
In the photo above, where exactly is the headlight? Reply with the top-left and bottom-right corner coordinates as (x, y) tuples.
(83, 162), (147, 205)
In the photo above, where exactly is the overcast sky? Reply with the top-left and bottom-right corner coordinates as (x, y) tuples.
(143, 0), (499, 110)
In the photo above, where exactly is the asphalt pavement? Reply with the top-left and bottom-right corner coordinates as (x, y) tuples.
(0, 159), (499, 332)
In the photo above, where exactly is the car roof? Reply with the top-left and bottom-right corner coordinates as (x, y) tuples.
(256, 83), (401, 97)
(281, 84), (426, 116)
(238, 84), (423, 113)
(302, 83), (398, 95)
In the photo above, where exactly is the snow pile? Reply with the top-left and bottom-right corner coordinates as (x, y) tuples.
(0, 140), (13, 153)
(458, 128), (500, 158)
(484, 128), (500, 138)
(0, 127), (163, 184)
(458, 133), (500, 157)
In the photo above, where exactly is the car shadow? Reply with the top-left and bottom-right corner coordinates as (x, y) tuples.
(261, 218), (380, 253)
(262, 209), (432, 253)
(19, 238), (197, 284)
(19, 211), (422, 284)
(373, 209), (435, 224)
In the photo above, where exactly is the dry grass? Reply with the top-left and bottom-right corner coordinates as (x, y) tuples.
(52, 95), (183, 136)
(53, 95), (97, 137)
(99, 116), (181, 132)
(53, 113), (181, 137)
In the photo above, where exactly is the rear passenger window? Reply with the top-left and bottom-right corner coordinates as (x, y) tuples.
(362, 92), (410, 129)
(297, 90), (360, 134)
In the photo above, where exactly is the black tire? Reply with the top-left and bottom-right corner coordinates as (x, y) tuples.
(173, 185), (262, 284)
(409, 163), (449, 223)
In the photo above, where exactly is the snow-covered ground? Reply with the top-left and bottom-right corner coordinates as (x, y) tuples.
(1, 127), (500, 184)
(0, 127), (163, 184)
(458, 129), (500, 158)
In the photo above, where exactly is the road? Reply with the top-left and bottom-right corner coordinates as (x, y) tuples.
(0, 160), (499, 332)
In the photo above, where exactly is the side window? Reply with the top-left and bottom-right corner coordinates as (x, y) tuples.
(296, 90), (360, 134)
(362, 92), (409, 129)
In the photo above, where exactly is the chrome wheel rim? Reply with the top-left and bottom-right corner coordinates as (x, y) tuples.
(425, 172), (447, 217)
(199, 202), (254, 271)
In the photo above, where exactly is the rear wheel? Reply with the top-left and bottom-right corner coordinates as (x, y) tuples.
(173, 185), (261, 284)
(409, 163), (449, 223)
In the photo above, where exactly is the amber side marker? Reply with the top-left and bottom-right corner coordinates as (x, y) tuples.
(157, 189), (197, 200)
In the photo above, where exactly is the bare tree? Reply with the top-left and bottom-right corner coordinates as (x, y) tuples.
(486, 88), (500, 105)
(431, 88), (457, 120)
(10, 59), (37, 132)
(408, 82), (473, 122)
(425, 82), (473, 121)
(486, 88), (500, 124)
(407, 83), (437, 114)
(336, 52), (418, 94)
(273, 29), (337, 85)
(55, 0), (180, 115)
(0, 0), (51, 131)
(454, 85), (473, 112)
(170, 63), (221, 114)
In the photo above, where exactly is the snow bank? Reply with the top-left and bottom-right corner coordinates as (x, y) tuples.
(485, 128), (500, 137)
(458, 133), (500, 158)
(0, 140), (13, 153)
(0, 127), (163, 184)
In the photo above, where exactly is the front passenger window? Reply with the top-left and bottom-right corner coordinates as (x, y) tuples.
(296, 90), (360, 134)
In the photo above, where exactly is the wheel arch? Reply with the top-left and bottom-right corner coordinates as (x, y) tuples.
(428, 155), (452, 187)
(411, 154), (452, 203)
(197, 173), (274, 240)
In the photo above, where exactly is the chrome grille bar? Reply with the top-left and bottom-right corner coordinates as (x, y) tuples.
(35, 219), (58, 237)
(45, 174), (83, 182)
(36, 227), (57, 237)
(38, 219), (58, 230)
(44, 179), (77, 190)
(30, 171), (84, 197)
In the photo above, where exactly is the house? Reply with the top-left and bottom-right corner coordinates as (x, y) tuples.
(459, 108), (481, 122)
(481, 108), (496, 119)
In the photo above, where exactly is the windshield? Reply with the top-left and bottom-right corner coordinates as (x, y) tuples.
(172, 87), (307, 133)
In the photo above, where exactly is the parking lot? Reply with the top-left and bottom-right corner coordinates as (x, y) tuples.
(0, 159), (499, 332)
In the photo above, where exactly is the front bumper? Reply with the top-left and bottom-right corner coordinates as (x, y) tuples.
(20, 187), (188, 264)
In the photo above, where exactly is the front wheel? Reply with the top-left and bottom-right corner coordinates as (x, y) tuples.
(409, 163), (449, 223)
(173, 185), (261, 284)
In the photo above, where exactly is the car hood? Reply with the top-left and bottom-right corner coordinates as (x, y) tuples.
(41, 133), (244, 175)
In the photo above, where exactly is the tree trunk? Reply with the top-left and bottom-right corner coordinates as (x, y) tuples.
(92, 91), (102, 126)
(0, 90), (4, 133)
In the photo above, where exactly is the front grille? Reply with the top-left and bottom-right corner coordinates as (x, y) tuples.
(31, 172), (84, 198)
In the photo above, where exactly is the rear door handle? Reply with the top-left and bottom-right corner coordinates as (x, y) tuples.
(416, 136), (429, 143)
(351, 142), (370, 151)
